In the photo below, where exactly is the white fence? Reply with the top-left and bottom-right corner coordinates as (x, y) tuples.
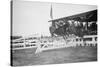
(35, 35), (97, 53)
(12, 38), (38, 50)
(11, 35), (97, 53)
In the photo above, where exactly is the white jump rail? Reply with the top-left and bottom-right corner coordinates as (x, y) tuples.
(35, 35), (97, 54)
(11, 35), (97, 53)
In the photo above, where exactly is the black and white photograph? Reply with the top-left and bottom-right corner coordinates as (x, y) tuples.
(11, 0), (97, 66)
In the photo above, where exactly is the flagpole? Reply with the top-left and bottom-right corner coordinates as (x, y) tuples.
(50, 5), (53, 20)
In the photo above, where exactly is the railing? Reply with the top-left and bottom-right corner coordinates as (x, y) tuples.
(11, 35), (97, 53)
(35, 35), (97, 54)
(11, 39), (38, 50)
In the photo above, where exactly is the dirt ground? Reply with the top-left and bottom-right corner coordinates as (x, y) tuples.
(11, 46), (97, 66)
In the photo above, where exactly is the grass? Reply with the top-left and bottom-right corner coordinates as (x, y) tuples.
(11, 46), (97, 66)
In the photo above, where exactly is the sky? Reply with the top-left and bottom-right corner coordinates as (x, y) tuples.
(12, 0), (97, 36)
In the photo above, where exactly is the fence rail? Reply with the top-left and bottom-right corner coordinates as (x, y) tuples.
(11, 35), (97, 53)
(35, 35), (97, 53)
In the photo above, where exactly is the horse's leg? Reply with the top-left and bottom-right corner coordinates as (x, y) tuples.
(63, 35), (68, 45)
(63, 36), (66, 40)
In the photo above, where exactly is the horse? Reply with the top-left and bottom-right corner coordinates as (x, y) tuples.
(49, 21), (87, 45)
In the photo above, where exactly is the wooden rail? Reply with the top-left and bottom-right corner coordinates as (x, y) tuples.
(35, 35), (97, 53)
(11, 35), (97, 53)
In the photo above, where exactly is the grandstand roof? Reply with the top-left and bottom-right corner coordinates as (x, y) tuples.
(48, 10), (97, 22)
